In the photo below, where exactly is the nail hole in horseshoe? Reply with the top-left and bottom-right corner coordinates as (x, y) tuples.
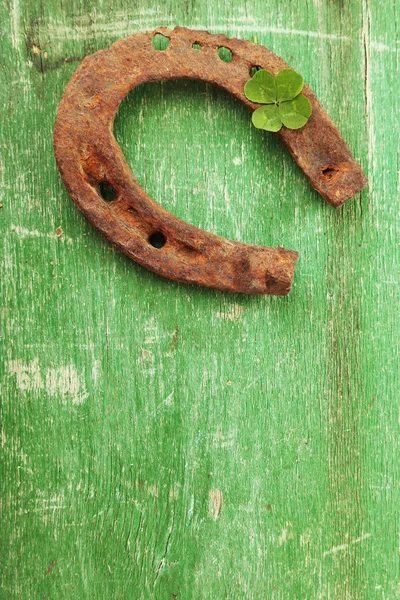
(250, 65), (262, 76)
(149, 231), (167, 249)
(152, 33), (170, 51)
(217, 47), (233, 62)
(321, 166), (338, 181)
(99, 181), (117, 201)
(192, 42), (201, 50)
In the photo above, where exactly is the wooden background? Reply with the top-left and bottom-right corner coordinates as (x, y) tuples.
(1, 0), (399, 598)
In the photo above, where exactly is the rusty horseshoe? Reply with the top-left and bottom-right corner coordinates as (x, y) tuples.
(54, 27), (367, 295)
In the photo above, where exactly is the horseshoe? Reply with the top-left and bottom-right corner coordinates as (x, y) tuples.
(54, 26), (367, 295)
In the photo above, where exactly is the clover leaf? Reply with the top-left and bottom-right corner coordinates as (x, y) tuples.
(252, 104), (282, 132)
(244, 70), (276, 104)
(244, 68), (312, 132)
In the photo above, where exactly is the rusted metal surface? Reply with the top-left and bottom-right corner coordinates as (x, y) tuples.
(54, 26), (367, 295)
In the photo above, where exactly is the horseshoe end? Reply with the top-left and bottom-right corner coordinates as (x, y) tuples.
(262, 247), (299, 296)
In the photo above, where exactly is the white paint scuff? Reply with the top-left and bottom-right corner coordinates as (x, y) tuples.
(215, 303), (244, 321)
(278, 524), (294, 545)
(11, 224), (73, 244)
(8, 358), (88, 405)
(156, 391), (174, 412)
(11, 0), (21, 50)
(208, 489), (223, 520)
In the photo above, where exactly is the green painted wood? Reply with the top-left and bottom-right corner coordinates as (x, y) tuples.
(1, 0), (399, 598)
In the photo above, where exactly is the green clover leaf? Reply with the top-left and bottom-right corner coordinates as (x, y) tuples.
(275, 69), (304, 102)
(252, 105), (282, 132)
(244, 70), (276, 104)
(279, 94), (312, 129)
(244, 68), (312, 132)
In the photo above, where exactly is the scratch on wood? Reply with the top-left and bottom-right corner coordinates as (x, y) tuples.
(30, 14), (400, 55)
(323, 533), (372, 557)
(156, 391), (174, 411)
(362, 9), (371, 116)
(370, 40), (400, 52)
(362, 0), (375, 190)
(369, 394), (378, 408)
(21, 11), (399, 67)
(44, 561), (57, 575)
(154, 512), (175, 586)
(35, 17), (353, 42)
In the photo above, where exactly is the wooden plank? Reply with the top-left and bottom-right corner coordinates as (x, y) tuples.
(1, 0), (399, 597)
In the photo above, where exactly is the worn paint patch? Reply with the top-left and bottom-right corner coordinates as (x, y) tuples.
(8, 358), (88, 404)
(215, 303), (244, 321)
(11, 224), (73, 244)
(208, 489), (223, 520)
(8, 357), (44, 391)
(91, 360), (102, 383)
(212, 426), (235, 448)
(10, 0), (21, 49)
(45, 365), (88, 405)
(278, 523), (294, 545)
(147, 485), (159, 498)
(169, 483), (181, 501)
(300, 528), (313, 547)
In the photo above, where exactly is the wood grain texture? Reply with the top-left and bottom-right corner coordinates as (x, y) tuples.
(1, 0), (398, 598)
